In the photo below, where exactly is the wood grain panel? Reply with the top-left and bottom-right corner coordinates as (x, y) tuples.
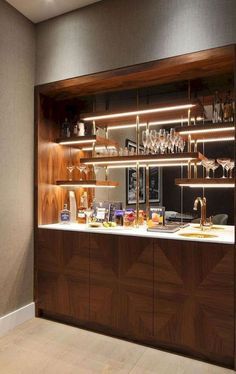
(154, 239), (234, 367)
(90, 234), (119, 331)
(118, 236), (154, 340)
(37, 45), (235, 99)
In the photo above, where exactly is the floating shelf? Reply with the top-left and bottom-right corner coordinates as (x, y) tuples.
(56, 135), (118, 149)
(80, 100), (202, 127)
(176, 122), (235, 142)
(175, 178), (235, 188)
(81, 152), (205, 167)
(56, 180), (119, 188)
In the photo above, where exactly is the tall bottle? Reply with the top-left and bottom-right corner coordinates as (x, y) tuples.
(223, 91), (234, 122)
(69, 191), (77, 223)
(212, 91), (223, 123)
(59, 204), (71, 224)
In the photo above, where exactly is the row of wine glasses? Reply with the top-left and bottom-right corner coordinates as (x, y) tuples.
(201, 158), (235, 178)
(66, 164), (89, 181)
(142, 128), (185, 154)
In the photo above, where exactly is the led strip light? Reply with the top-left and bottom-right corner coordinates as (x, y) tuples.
(83, 104), (195, 121)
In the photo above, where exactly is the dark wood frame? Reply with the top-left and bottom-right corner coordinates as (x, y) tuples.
(34, 44), (236, 369)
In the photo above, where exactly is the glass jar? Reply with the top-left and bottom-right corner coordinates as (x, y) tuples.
(124, 209), (135, 227)
(77, 207), (86, 224)
(136, 210), (144, 225)
(114, 210), (124, 226)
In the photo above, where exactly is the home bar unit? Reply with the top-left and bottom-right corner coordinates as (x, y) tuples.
(35, 45), (236, 369)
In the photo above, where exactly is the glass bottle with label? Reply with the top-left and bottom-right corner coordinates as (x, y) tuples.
(59, 204), (71, 224)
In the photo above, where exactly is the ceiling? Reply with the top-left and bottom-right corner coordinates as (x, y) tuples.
(5, 0), (102, 23)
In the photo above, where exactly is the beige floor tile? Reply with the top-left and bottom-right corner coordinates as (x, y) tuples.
(0, 319), (234, 374)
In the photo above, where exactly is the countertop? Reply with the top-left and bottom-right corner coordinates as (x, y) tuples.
(38, 223), (235, 245)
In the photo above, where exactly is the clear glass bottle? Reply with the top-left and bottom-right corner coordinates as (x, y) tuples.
(59, 204), (71, 224)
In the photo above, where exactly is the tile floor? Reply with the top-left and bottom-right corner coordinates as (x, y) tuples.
(0, 318), (234, 374)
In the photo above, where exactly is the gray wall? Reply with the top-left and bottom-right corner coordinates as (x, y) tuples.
(36, 0), (236, 85)
(0, 0), (35, 316)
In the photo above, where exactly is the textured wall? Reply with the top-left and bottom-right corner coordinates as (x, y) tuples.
(0, 0), (35, 316)
(36, 0), (236, 85)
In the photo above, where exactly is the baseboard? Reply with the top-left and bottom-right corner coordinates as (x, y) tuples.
(0, 302), (35, 337)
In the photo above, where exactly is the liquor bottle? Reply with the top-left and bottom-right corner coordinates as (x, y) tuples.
(223, 91), (234, 122)
(61, 118), (70, 138)
(212, 91), (223, 123)
(69, 191), (77, 223)
(59, 204), (71, 224)
(73, 123), (78, 136)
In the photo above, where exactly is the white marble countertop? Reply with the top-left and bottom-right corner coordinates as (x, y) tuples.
(38, 223), (235, 245)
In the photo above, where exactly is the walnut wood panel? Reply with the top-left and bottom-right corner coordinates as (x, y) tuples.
(37, 45), (235, 99)
(118, 236), (154, 340)
(89, 234), (120, 331)
(37, 229), (90, 323)
(37, 93), (93, 225)
(154, 239), (234, 367)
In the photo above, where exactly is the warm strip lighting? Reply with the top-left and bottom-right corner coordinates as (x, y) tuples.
(107, 162), (201, 169)
(58, 184), (116, 188)
(59, 139), (96, 145)
(191, 137), (235, 143)
(82, 146), (116, 151)
(179, 184), (234, 188)
(179, 126), (234, 135)
(83, 104), (195, 121)
(107, 117), (202, 131)
(84, 157), (196, 166)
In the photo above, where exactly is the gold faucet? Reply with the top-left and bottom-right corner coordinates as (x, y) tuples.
(193, 197), (207, 231)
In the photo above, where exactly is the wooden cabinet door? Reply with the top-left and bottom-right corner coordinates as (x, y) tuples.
(90, 233), (119, 332)
(154, 239), (234, 367)
(118, 236), (154, 341)
(37, 229), (65, 314)
(62, 231), (90, 323)
(37, 229), (90, 323)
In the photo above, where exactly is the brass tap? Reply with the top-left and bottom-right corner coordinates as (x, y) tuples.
(193, 197), (207, 231)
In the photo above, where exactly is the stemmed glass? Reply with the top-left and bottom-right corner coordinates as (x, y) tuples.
(66, 165), (75, 181)
(76, 164), (87, 180)
(201, 159), (215, 179)
(85, 208), (94, 225)
(93, 165), (101, 179)
(226, 160), (235, 178)
(211, 162), (219, 178)
(217, 158), (231, 178)
(149, 130), (157, 154)
(142, 130), (148, 155)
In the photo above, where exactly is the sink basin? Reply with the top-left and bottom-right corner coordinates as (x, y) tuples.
(179, 233), (218, 239)
(192, 225), (224, 230)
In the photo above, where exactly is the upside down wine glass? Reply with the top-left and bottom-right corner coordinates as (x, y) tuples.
(66, 165), (75, 181)
(217, 158), (231, 178)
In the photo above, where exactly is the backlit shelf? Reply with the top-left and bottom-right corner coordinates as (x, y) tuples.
(176, 122), (235, 142)
(56, 135), (118, 149)
(175, 178), (235, 188)
(81, 152), (205, 167)
(56, 180), (119, 188)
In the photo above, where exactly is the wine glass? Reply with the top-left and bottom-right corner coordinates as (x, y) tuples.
(93, 165), (101, 179)
(211, 162), (219, 178)
(150, 130), (157, 154)
(201, 159), (215, 179)
(142, 130), (149, 154)
(66, 165), (75, 181)
(217, 158), (231, 178)
(85, 208), (94, 225)
(226, 160), (235, 178)
(77, 164), (86, 180)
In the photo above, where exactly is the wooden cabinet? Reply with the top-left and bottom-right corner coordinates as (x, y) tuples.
(37, 229), (90, 324)
(118, 236), (153, 341)
(90, 233), (120, 332)
(89, 234), (154, 340)
(36, 229), (234, 368)
(153, 239), (234, 367)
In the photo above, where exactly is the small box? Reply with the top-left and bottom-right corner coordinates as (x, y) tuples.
(149, 207), (165, 227)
